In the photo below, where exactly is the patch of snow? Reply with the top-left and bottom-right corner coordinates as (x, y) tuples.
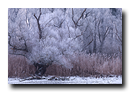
(85, 76), (122, 84)
(8, 76), (122, 84)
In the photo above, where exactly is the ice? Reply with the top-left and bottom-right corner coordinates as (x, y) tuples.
(8, 76), (122, 84)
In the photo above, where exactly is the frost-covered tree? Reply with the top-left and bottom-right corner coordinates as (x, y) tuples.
(8, 8), (82, 69)
(80, 8), (122, 54)
(8, 8), (122, 71)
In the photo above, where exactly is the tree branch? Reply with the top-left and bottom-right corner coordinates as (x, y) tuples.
(38, 8), (42, 20)
(72, 8), (76, 27)
(115, 24), (122, 44)
(102, 26), (110, 41)
(86, 38), (93, 47)
(34, 14), (37, 20)
(97, 20), (101, 43)
(8, 33), (28, 52)
(81, 38), (93, 52)
(72, 8), (86, 28)
(67, 22), (71, 38)
(104, 26), (110, 37)
(76, 8), (86, 24)
(34, 9), (42, 39)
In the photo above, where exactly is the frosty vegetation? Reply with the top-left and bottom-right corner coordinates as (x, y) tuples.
(8, 8), (122, 70)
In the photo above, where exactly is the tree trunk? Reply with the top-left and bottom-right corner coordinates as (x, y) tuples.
(93, 33), (96, 53)
(36, 19), (42, 39)
(99, 40), (105, 53)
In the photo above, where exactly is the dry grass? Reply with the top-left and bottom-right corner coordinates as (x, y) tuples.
(8, 55), (36, 78)
(46, 53), (122, 77)
(8, 53), (122, 78)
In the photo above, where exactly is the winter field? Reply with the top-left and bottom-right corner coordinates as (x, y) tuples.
(8, 8), (122, 85)
(8, 76), (122, 84)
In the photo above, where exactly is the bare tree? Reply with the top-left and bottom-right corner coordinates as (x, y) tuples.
(97, 19), (110, 53)
(8, 8), (83, 69)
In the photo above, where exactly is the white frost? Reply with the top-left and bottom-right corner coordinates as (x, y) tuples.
(8, 76), (122, 84)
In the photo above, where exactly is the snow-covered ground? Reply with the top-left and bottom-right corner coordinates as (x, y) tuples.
(8, 76), (122, 84)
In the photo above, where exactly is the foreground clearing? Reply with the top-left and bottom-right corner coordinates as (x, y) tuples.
(8, 76), (122, 84)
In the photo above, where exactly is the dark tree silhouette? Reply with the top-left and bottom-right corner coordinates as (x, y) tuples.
(33, 62), (49, 76)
